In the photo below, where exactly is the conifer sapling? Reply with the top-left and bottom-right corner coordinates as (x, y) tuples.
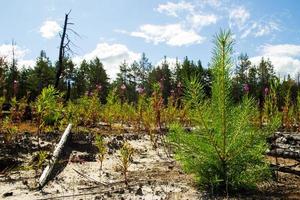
(168, 30), (281, 194)
(95, 134), (107, 172)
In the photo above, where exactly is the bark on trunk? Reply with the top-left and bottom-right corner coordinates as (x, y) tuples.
(55, 13), (69, 89)
(38, 123), (72, 189)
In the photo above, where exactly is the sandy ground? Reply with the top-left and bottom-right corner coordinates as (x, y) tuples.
(0, 132), (202, 200)
(1, 129), (299, 199)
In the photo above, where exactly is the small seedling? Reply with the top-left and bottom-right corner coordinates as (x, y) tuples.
(0, 96), (5, 119)
(36, 151), (48, 169)
(33, 151), (48, 186)
(1, 116), (18, 143)
(95, 134), (107, 172)
(118, 142), (134, 186)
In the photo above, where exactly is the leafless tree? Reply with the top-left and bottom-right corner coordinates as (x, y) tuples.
(55, 10), (79, 89)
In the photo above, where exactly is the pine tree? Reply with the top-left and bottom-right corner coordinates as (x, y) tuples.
(73, 60), (88, 98)
(87, 58), (109, 103)
(232, 53), (252, 102)
(168, 30), (280, 194)
(27, 51), (55, 98)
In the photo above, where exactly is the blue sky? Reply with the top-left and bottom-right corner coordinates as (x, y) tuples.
(0, 0), (300, 79)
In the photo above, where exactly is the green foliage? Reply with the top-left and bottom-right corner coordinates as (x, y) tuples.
(296, 91), (300, 130)
(263, 79), (282, 131)
(95, 134), (107, 171)
(102, 88), (121, 128)
(87, 92), (102, 126)
(84, 58), (109, 103)
(62, 100), (81, 131)
(10, 97), (19, 121)
(9, 97), (27, 122)
(36, 151), (48, 169)
(0, 96), (5, 107)
(120, 102), (135, 127)
(141, 95), (157, 147)
(136, 93), (147, 130)
(67, 91), (102, 128)
(168, 30), (279, 193)
(232, 54), (252, 102)
(151, 83), (164, 130)
(161, 95), (178, 128)
(1, 116), (18, 143)
(118, 142), (134, 185)
(34, 86), (63, 133)
(0, 96), (5, 119)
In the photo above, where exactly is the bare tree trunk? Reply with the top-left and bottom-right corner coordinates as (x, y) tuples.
(38, 124), (72, 189)
(55, 12), (69, 89)
(66, 80), (71, 101)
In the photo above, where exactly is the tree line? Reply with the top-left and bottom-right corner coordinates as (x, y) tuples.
(0, 48), (299, 109)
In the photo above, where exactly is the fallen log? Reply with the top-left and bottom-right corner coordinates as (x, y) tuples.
(38, 123), (72, 189)
(267, 148), (300, 160)
(268, 132), (300, 143)
(271, 164), (300, 177)
(72, 168), (107, 186)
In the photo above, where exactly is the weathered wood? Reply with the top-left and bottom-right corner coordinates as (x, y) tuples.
(55, 11), (70, 89)
(267, 148), (300, 160)
(271, 164), (300, 176)
(38, 124), (72, 189)
(269, 132), (300, 142)
(72, 168), (107, 185)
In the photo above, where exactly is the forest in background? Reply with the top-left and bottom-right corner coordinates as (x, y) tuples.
(0, 46), (299, 108)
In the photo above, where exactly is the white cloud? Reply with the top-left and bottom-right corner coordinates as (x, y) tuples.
(73, 43), (140, 80)
(130, 24), (204, 46)
(253, 21), (280, 37)
(186, 13), (217, 29)
(250, 44), (300, 78)
(118, 1), (217, 46)
(39, 20), (61, 39)
(240, 20), (280, 39)
(19, 60), (35, 68)
(260, 44), (300, 57)
(200, 0), (221, 8)
(0, 44), (34, 68)
(227, 5), (280, 39)
(156, 1), (194, 17)
(0, 44), (28, 60)
(229, 6), (250, 29)
(240, 22), (257, 38)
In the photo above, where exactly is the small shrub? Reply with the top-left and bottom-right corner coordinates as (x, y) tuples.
(118, 142), (134, 186)
(143, 101), (158, 148)
(34, 86), (63, 147)
(1, 116), (18, 143)
(151, 83), (164, 131)
(136, 93), (147, 131)
(63, 100), (81, 132)
(95, 134), (107, 171)
(36, 151), (48, 169)
(0, 96), (5, 119)
(102, 88), (120, 129)
(162, 95), (179, 128)
(87, 92), (102, 126)
(296, 92), (300, 131)
(33, 151), (48, 185)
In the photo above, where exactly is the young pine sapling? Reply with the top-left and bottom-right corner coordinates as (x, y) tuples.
(33, 151), (48, 186)
(118, 142), (134, 186)
(95, 134), (107, 172)
(168, 30), (281, 195)
(1, 116), (18, 144)
(34, 86), (63, 148)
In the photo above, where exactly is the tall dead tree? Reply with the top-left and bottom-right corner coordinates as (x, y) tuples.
(55, 10), (74, 89)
